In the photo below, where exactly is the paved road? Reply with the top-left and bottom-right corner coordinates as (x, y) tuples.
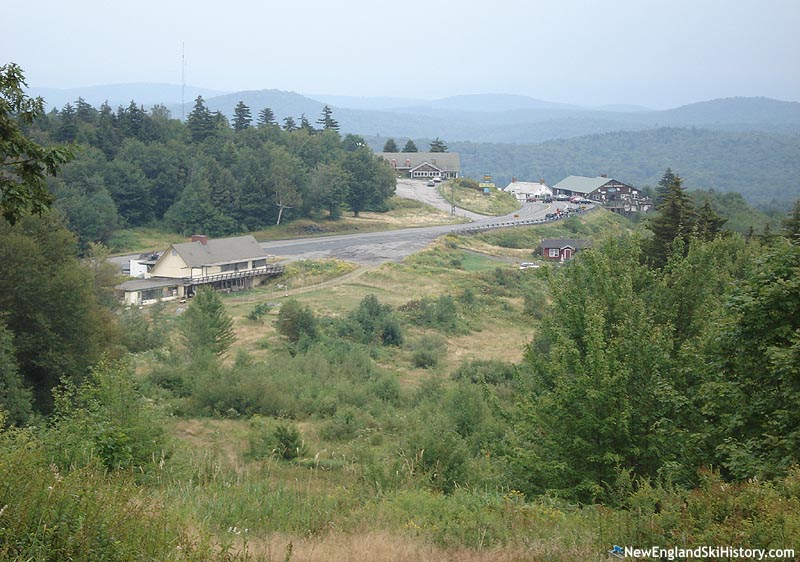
(260, 196), (572, 265)
(395, 178), (488, 221)
(110, 181), (576, 269)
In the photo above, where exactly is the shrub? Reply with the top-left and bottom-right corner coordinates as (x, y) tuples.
(410, 335), (447, 369)
(452, 358), (517, 385)
(273, 422), (304, 460)
(45, 358), (167, 473)
(339, 294), (403, 346)
(276, 298), (318, 343)
(400, 295), (465, 334)
(247, 301), (276, 322)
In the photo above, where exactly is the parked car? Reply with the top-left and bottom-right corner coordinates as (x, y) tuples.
(519, 262), (540, 270)
(427, 180), (435, 186)
(433, 177), (442, 183)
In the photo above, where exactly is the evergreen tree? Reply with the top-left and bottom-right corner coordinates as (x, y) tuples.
(782, 199), (800, 244)
(383, 138), (399, 152)
(257, 107), (276, 127)
(282, 116), (297, 132)
(646, 174), (695, 268)
(232, 100), (252, 131)
(429, 137), (448, 152)
(299, 113), (316, 135)
(74, 97), (97, 124)
(316, 105), (339, 131)
(181, 287), (236, 356)
(212, 111), (229, 131)
(186, 96), (214, 142)
(694, 200), (727, 241)
(55, 103), (78, 142)
(655, 167), (677, 206)
(402, 139), (418, 152)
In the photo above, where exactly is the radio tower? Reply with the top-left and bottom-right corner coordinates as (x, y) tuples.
(181, 43), (186, 121)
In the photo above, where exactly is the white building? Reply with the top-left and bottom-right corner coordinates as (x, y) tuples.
(502, 178), (552, 202)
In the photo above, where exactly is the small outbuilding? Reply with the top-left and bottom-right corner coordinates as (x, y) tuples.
(537, 238), (593, 261)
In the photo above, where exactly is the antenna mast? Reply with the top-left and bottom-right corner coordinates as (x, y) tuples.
(181, 42), (186, 121)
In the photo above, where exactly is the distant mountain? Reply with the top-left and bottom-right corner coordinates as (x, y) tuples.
(656, 97), (800, 127)
(29, 83), (800, 143)
(27, 83), (228, 111)
(407, 93), (580, 112)
(594, 104), (653, 112)
(191, 91), (800, 143)
(303, 94), (427, 111)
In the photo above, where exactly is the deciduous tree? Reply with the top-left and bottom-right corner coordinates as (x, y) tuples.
(0, 63), (73, 223)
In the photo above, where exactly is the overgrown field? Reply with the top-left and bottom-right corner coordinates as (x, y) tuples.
(3, 210), (799, 561)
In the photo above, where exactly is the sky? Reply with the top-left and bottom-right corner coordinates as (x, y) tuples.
(3, 0), (799, 109)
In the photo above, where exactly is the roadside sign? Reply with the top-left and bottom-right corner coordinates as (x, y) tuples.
(483, 174), (492, 182)
(479, 182), (495, 188)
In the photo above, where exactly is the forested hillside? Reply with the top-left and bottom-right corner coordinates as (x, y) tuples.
(431, 128), (800, 208)
(32, 97), (395, 250)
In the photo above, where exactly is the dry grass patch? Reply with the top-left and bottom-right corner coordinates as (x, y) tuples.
(238, 530), (601, 562)
(446, 319), (530, 364)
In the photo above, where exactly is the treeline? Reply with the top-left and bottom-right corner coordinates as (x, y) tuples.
(32, 96), (395, 249)
(508, 173), (800, 501)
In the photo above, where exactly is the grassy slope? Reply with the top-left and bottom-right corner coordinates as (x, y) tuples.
(128, 210), (641, 560)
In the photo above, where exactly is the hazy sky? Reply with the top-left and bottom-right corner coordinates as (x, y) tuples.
(3, 0), (798, 108)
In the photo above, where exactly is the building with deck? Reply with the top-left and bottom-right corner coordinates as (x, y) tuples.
(116, 235), (283, 306)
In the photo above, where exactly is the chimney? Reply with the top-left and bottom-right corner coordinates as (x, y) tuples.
(191, 234), (208, 246)
(539, 178), (544, 185)
(600, 173), (608, 178)
(512, 177), (517, 183)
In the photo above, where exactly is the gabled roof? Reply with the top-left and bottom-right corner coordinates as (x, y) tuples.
(553, 176), (617, 194)
(171, 235), (269, 267)
(378, 152), (461, 171)
(538, 238), (593, 250)
(410, 162), (444, 173)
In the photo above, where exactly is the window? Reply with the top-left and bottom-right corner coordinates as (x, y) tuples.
(252, 259), (266, 268)
(548, 248), (560, 258)
(221, 261), (248, 272)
